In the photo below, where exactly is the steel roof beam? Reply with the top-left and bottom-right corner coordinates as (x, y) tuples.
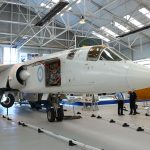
(35, 0), (69, 26)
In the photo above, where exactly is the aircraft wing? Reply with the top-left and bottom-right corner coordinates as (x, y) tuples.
(0, 64), (15, 89)
(0, 64), (13, 73)
(135, 88), (150, 100)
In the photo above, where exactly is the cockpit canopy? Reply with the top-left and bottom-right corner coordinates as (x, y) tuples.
(87, 46), (129, 61)
(66, 45), (129, 61)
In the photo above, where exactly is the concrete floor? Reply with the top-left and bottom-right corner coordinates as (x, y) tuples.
(0, 103), (150, 150)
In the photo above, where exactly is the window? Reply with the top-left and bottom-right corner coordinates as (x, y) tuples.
(139, 8), (150, 19)
(124, 15), (144, 28)
(87, 46), (104, 61)
(100, 26), (119, 37)
(114, 22), (130, 33)
(3, 47), (18, 64)
(67, 50), (77, 60)
(19, 53), (39, 62)
(100, 48), (122, 61)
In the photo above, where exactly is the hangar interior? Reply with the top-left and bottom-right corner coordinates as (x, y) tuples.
(0, 0), (150, 63)
(0, 0), (150, 150)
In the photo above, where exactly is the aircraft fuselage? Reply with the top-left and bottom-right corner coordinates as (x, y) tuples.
(18, 46), (150, 94)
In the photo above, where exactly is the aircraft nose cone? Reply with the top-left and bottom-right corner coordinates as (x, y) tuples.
(127, 63), (150, 90)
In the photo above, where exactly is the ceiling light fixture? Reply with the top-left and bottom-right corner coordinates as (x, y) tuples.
(79, 16), (85, 24)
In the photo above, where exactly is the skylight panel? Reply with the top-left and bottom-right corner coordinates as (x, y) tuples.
(52, 0), (60, 3)
(92, 31), (110, 42)
(114, 22), (130, 33)
(124, 15), (144, 28)
(68, 7), (72, 10)
(40, 0), (63, 9)
(40, 2), (46, 7)
(60, 13), (64, 17)
(46, 5), (51, 9)
(100, 26), (119, 37)
(139, 8), (150, 19)
(77, 0), (81, 4)
(40, 2), (51, 9)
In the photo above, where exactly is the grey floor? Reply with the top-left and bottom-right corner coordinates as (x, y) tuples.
(0, 103), (150, 150)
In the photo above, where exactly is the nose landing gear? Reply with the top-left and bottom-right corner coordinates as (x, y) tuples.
(1, 93), (15, 108)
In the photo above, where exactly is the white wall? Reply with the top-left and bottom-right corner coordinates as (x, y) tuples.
(120, 48), (132, 60)
(20, 47), (63, 56)
(0, 46), (3, 63)
(133, 43), (150, 60)
(0, 44), (65, 64)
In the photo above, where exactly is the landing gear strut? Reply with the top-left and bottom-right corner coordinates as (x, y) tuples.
(56, 105), (64, 121)
(46, 94), (64, 122)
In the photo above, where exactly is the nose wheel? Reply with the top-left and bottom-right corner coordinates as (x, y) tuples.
(1, 93), (15, 108)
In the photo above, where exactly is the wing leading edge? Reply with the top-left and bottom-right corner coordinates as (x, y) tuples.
(0, 64), (13, 73)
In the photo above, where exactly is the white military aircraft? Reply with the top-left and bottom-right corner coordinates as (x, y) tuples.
(0, 45), (150, 121)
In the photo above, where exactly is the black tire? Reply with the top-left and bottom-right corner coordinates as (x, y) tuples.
(56, 106), (64, 122)
(34, 101), (42, 110)
(47, 108), (56, 122)
(29, 101), (35, 109)
(29, 101), (42, 110)
(1, 94), (15, 108)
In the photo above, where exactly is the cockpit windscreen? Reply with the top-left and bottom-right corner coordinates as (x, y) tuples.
(100, 48), (122, 61)
(67, 50), (77, 60)
(87, 46), (104, 61)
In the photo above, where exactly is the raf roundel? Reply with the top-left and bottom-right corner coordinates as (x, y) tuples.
(37, 66), (44, 82)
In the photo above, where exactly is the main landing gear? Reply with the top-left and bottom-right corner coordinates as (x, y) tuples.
(46, 94), (64, 122)
(47, 105), (64, 122)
